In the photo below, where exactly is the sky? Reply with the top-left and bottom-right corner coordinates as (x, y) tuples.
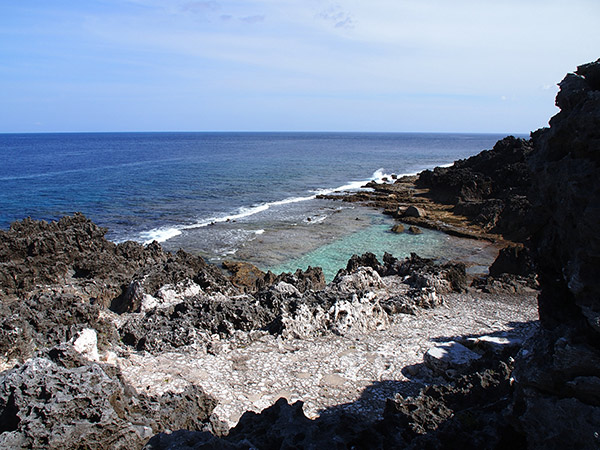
(1, 0), (599, 133)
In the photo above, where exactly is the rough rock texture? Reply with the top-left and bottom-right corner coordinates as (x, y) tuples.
(3, 60), (600, 449)
(0, 213), (237, 310)
(223, 261), (326, 294)
(259, 266), (326, 293)
(472, 244), (538, 294)
(0, 213), (243, 363)
(510, 58), (600, 449)
(417, 136), (534, 240)
(0, 345), (217, 450)
(141, 61), (600, 449)
(116, 253), (468, 353)
(0, 288), (118, 363)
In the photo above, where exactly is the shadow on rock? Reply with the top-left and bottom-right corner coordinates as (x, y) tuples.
(144, 321), (536, 450)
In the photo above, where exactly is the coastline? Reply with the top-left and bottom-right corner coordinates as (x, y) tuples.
(0, 134), (539, 449)
(0, 138), (540, 449)
(2, 59), (599, 449)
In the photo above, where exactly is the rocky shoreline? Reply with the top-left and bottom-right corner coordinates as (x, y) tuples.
(1, 59), (599, 449)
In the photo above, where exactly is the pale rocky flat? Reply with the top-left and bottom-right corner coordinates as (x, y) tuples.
(116, 291), (538, 428)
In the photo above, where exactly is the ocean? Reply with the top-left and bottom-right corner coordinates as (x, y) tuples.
(0, 132), (515, 279)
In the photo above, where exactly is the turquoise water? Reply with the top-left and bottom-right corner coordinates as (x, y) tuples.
(266, 220), (446, 281)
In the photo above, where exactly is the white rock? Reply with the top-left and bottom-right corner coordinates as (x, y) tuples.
(73, 328), (100, 362)
(140, 294), (159, 312)
(332, 267), (384, 294)
(272, 281), (301, 297)
(141, 281), (204, 312)
(329, 293), (389, 334)
(465, 334), (524, 353)
(424, 341), (481, 375)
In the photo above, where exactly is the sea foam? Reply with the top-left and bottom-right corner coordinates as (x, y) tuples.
(140, 227), (183, 244)
(138, 169), (408, 244)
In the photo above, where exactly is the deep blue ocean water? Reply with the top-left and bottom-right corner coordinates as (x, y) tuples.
(0, 132), (515, 277)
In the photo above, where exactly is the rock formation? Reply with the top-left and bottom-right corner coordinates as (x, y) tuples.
(510, 58), (600, 449)
(142, 59), (600, 449)
(0, 345), (217, 450)
(416, 136), (534, 241)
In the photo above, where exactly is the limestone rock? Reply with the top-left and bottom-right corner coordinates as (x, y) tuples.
(391, 223), (405, 233)
(0, 345), (217, 450)
(424, 341), (482, 376)
(72, 328), (100, 362)
(407, 225), (422, 234)
(329, 266), (384, 294)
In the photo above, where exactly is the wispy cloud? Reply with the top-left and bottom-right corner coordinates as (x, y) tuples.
(240, 14), (266, 24)
(318, 4), (354, 29)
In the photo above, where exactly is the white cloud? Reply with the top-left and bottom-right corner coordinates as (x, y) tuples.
(318, 4), (355, 29)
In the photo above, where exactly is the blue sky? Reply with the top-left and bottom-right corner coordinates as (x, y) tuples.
(1, 0), (599, 133)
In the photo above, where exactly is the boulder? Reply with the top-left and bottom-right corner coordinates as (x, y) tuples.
(408, 225), (423, 235)
(391, 223), (405, 233)
(489, 244), (535, 278)
(222, 260), (265, 293)
(402, 205), (425, 218)
(424, 342), (482, 377)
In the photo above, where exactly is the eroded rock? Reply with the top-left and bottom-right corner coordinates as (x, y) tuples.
(0, 345), (217, 450)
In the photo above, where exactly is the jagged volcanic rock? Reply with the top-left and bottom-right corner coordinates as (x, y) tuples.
(0, 288), (118, 363)
(0, 213), (238, 310)
(0, 345), (217, 450)
(510, 58), (600, 449)
(416, 136), (534, 240)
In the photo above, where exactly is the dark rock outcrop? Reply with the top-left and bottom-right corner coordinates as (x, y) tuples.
(417, 136), (534, 240)
(510, 58), (600, 449)
(118, 292), (279, 353)
(0, 289), (118, 363)
(472, 244), (538, 294)
(0, 213), (237, 310)
(0, 345), (217, 450)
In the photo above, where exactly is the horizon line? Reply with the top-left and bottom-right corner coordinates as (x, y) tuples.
(0, 129), (532, 136)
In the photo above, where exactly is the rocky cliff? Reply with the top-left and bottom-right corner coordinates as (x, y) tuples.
(416, 136), (534, 241)
(511, 58), (600, 449)
(0, 213), (474, 448)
